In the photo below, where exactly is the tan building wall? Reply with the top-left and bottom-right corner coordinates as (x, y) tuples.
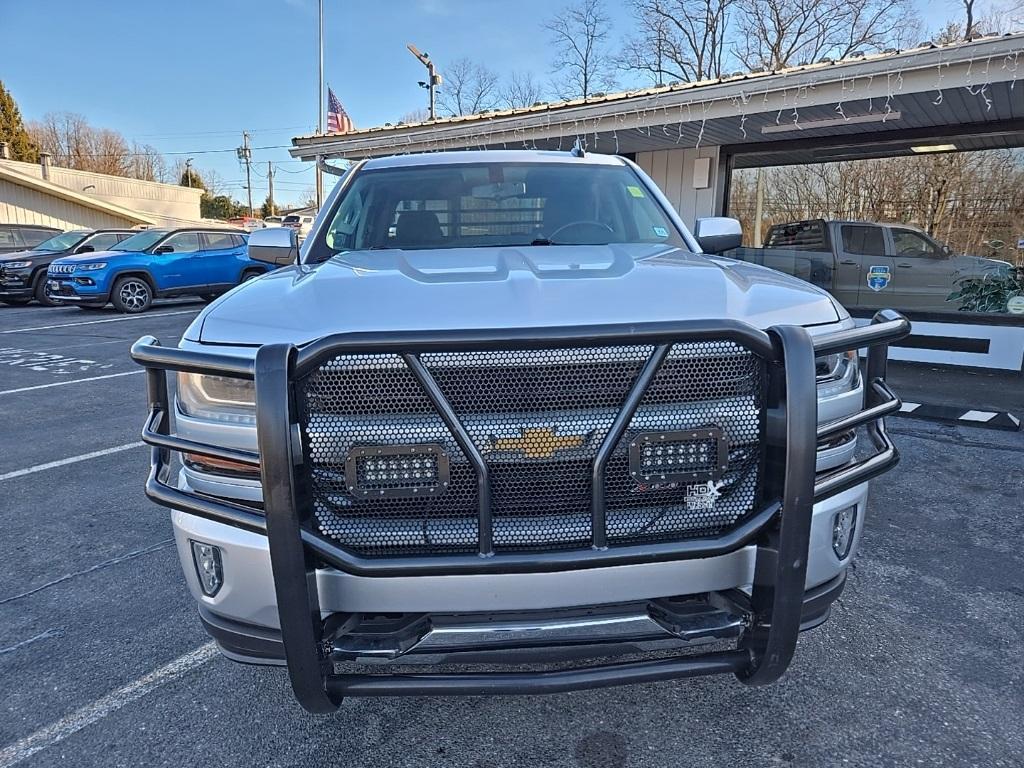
(0, 160), (203, 226)
(635, 147), (723, 229)
(0, 177), (141, 229)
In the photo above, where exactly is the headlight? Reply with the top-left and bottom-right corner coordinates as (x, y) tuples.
(4, 261), (31, 268)
(78, 262), (108, 271)
(177, 373), (256, 424)
(816, 349), (859, 398)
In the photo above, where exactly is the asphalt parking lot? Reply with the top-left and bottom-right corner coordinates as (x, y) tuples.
(0, 301), (1021, 768)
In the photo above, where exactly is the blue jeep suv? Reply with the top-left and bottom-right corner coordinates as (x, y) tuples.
(47, 227), (269, 313)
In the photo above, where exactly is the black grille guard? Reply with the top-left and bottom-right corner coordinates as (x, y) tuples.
(131, 309), (909, 710)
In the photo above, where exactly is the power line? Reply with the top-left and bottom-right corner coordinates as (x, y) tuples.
(41, 143), (293, 159)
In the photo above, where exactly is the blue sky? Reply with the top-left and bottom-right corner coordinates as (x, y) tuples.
(3, 0), (953, 206)
(1, 0), (637, 206)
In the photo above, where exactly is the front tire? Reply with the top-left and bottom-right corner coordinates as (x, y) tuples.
(111, 276), (152, 314)
(33, 274), (60, 307)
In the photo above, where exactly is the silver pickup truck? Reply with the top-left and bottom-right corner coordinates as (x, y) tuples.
(131, 150), (909, 712)
(731, 218), (1011, 312)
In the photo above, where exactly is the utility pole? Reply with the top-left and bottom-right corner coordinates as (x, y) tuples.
(408, 44), (442, 120)
(753, 167), (765, 248)
(315, 0), (324, 210)
(184, 157), (193, 188)
(236, 131), (253, 217)
(267, 161), (275, 217)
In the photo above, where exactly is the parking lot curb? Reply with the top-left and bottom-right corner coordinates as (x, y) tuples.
(895, 402), (1022, 432)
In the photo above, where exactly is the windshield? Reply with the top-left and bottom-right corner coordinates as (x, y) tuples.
(111, 229), (169, 252)
(282, 215), (301, 223)
(313, 162), (686, 258)
(32, 231), (90, 252)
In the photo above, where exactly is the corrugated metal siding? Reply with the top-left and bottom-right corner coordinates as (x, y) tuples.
(0, 160), (202, 225)
(0, 179), (137, 229)
(637, 147), (722, 228)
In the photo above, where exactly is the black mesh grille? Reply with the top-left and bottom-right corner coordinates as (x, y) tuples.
(297, 341), (765, 557)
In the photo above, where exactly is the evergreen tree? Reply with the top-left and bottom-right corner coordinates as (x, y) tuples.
(0, 80), (37, 162)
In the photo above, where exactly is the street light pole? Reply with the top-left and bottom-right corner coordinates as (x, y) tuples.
(315, 0), (324, 210)
(407, 43), (441, 120)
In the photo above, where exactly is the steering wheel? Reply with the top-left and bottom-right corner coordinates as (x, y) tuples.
(547, 220), (615, 243)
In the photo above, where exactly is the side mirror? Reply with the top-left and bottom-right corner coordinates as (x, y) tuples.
(694, 217), (742, 254)
(941, 244), (954, 257)
(154, 245), (174, 254)
(75, 244), (95, 254)
(248, 226), (298, 266)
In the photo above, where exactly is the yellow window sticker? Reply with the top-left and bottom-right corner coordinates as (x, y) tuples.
(627, 185), (646, 198)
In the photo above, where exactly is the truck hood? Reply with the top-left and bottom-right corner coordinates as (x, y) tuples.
(190, 244), (842, 346)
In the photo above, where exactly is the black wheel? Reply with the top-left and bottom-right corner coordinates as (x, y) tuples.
(0, 298), (31, 306)
(111, 276), (152, 314)
(33, 273), (60, 307)
(240, 269), (262, 283)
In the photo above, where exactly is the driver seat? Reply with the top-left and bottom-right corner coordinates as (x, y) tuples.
(394, 210), (445, 248)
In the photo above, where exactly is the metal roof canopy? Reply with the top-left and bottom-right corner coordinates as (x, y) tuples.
(292, 34), (1024, 167)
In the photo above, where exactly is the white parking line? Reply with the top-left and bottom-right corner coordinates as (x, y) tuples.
(0, 442), (145, 482)
(0, 309), (198, 334)
(0, 643), (218, 768)
(0, 370), (143, 396)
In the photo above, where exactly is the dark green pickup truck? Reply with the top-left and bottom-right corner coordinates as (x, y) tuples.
(729, 219), (1012, 312)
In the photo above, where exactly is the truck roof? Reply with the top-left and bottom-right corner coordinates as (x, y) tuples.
(362, 149), (629, 171)
(771, 218), (927, 231)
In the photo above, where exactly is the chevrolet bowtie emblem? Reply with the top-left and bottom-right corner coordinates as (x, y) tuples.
(492, 427), (585, 459)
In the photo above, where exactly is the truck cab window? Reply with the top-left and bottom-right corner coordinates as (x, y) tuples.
(892, 229), (939, 257)
(841, 225), (886, 256)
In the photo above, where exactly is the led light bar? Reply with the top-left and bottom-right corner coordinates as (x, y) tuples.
(628, 428), (728, 484)
(345, 444), (449, 498)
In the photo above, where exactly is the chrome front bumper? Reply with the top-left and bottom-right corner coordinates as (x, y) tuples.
(171, 479), (867, 626)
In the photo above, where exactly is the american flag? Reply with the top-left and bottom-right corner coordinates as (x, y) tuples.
(326, 87), (354, 134)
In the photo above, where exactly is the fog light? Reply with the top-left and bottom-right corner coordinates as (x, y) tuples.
(832, 506), (857, 559)
(628, 428), (728, 483)
(191, 541), (223, 596)
(345, 444), (449, 498)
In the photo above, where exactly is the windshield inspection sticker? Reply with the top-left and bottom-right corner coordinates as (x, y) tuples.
(626, 185), (646, 198)
(867, 265), (891, 292)
(653, 226), (669, 238)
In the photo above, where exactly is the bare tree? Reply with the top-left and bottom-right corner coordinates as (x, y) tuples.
(399, 107), (431, 124)
(499, 72), (547, 108)
(28, 111), (171, 182)
(128, 143), (167, 182)
(544, 0), (618, 98)
(437, 58), (499, 116)
(620, 0), (736, 85)
(963, 0), (979, 36)
(733, 0), (912, 71)
(729, 149), (1024, 258)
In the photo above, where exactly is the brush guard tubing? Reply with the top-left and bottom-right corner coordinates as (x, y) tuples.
(128, 312), (911, 711)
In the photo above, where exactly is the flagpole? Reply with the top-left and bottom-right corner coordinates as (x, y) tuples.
(315, 0), (324, 210)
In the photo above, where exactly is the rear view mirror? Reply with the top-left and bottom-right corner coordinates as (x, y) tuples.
(75, 245), (95, 254)
(248, 226), (298, 266)
(694, 217), (742, 254)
